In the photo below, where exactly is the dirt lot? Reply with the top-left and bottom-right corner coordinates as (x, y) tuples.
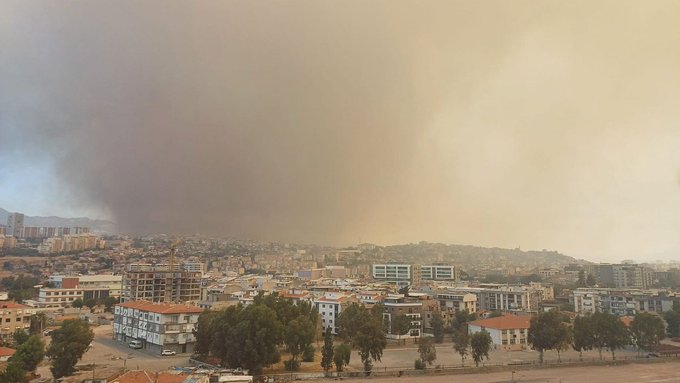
(312, 360), (680, 383)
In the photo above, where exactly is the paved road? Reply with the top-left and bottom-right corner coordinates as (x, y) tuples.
(36, 324), (191, 380)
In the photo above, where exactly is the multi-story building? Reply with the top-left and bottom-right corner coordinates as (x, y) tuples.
(436, 291), (477, 314)
(372, 264), (413, 287)
(113, 300), (203, 353)
(444, 285), (542, 313)
(314, 293), (354, 334)
(586, 264), (653, 289)
(6, 213), (24, 237)
(372, 264), (458, 287)
(0, 302), (34, 341)
(572, 287), (680, 316)
(122, 263), (202, 303)
(31, 274), (123, 308)
(420, 265), (458, 281)
(382, 294), (423, 339)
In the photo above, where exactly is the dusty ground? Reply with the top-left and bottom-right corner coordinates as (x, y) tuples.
(312, 360), (680, 383)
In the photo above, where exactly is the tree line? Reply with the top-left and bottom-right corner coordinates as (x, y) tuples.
(529, 310), (665, 363)
(194, 293), (319, 374)
(0, 318), (93, 382)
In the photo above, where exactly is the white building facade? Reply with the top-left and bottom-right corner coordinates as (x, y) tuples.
(113, 300), (203, 353)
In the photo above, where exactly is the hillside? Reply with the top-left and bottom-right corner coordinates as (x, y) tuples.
(0, 207), (116, 233)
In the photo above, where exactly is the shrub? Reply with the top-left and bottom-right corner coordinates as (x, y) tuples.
(303, 345), (315, 362)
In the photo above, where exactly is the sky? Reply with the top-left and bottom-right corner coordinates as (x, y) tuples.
(1, 1), (680, 262)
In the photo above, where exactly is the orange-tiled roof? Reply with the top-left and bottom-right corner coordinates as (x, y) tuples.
(469, 314), (531, 330)
(620, 315), (634, 327)
(117, 300), (203, 314)
(0, 302), (28, 309)
(0, 347), (16, 357)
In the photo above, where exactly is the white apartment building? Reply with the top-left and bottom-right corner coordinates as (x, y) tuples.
(31, 274), (123, 308)
(420, 265), (457, 281)
(372, 264), (412, 284)
(573, 288), (606, 315)
(314, 293), (353, 335)
(113, 300), (203, 353)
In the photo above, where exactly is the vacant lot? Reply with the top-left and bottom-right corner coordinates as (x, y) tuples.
(315, 360), (680, 383)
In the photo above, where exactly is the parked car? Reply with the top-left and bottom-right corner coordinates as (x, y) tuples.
(128, 340), (143, 349)
(647, 353), (660, 358)
(161, 349), (176, 356)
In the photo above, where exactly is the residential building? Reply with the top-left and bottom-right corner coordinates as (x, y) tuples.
(113, 300), (203, 353)
(6, 212), (24, 237)
(0, 302), (33, 341)
(421, 265), (458, 281)
(383, 294), (423, 339)
(436, 291), (477, 313)
(122, 263), (202, 303)
(372, 263), (458, 287)
(32, 274), (123, 308)
(468, 314), (531, 351)
(586, 264), (653, 289)
(314, 293), (354, 335)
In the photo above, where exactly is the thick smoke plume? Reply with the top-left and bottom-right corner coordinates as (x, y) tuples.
(1, 1), (680, 260)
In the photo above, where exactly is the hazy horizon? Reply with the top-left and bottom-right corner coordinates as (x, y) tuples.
(2, 1), (680, 263)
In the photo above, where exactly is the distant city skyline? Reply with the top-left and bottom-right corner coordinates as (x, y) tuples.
(2, 1), (680, 263)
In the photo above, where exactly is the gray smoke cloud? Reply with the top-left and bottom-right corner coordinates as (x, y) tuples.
(2, 1), (680, 261)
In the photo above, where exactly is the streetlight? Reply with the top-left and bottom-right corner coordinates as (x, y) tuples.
(511, 369), (516, 383)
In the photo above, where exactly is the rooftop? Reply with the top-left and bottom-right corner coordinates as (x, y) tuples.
(469, 314), (531, 330)
(117, 300), (204, 314)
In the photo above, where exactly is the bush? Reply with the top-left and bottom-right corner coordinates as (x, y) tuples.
(414, 359), (426, 370)
(284, 359), (301, 371)
(302, 345), (315, 362)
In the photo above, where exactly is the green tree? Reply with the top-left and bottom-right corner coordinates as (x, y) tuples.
(528, 310), (568, 364)
(71, 298), (84, 309)
(353, 318), (386, 374)
(103, 296), (119, 311)
(573, 315), (594, 361)
(284, 316), (315, 369)
(193, 310), (218, 357)
(417, 337), (437, 366)
(320, 327), (334, 373)
(452, 329), (470, 366)
(13, 335), (45, 371)
(554, 322), (573, 362)
(431, 312), (445, 343)
(47, 319), (94, 378)
(577, 270), (587, 287)
(391, 314), (411, 344)
(13, 329), (29, 346)
(337, 303), (371, 341)
(84, 298), (97, 309)
(470, 331), (492, 367)
(333, 343), (352, 372)
(586, 273), (597, 287)
(29, 312), (47, 335)
(591, 312), (630, 360)
(0, 360), (28, 383)
(211, 304), (283, 375)
(631, 312), (665, 354)
(664, 305), (680, 338)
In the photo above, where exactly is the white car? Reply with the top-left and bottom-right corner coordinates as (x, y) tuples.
(161, 349), (176, 356)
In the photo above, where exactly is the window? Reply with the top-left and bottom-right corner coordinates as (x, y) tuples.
(502, 339), (508, 345)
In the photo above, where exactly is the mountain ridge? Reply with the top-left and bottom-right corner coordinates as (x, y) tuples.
(0, 207), (116, 233)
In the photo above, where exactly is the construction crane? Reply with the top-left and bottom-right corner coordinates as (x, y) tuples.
(165, 239), (182, 303)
